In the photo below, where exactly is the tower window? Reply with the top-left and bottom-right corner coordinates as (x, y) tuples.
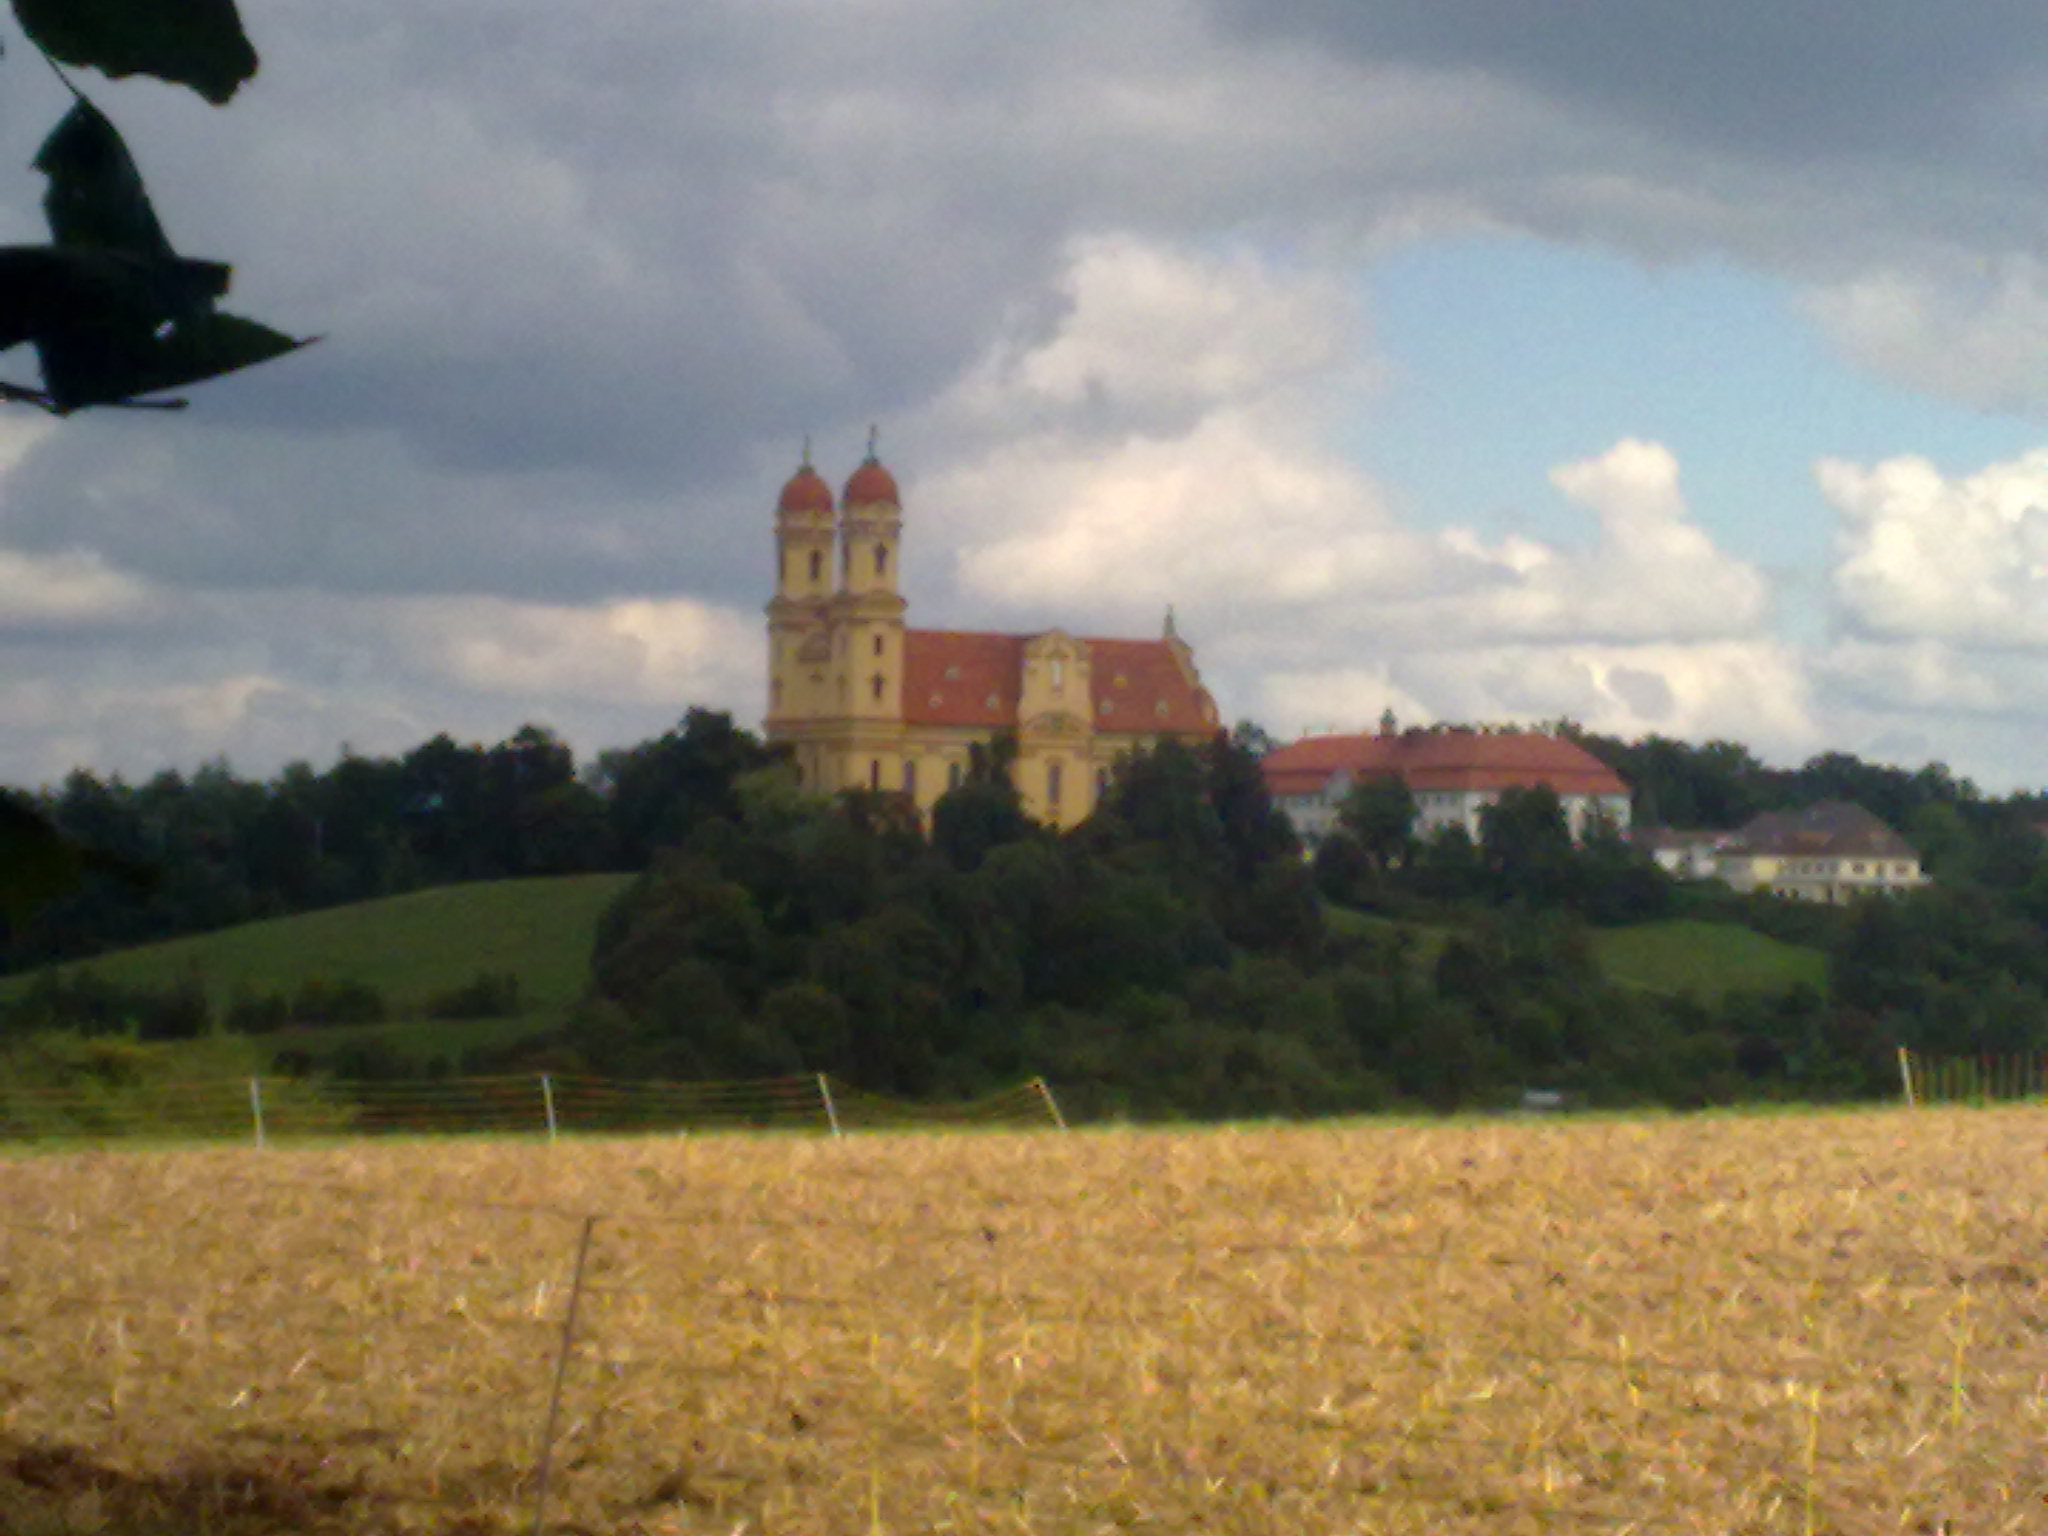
(875, 545), (889, 576)
(808, 549), (822, 582)
(872, 635), (884, 657)
(870, 759), (882, 790)
(902, 760), (917, 796)
(871, 674), (885, 701)
(1047, 762), (1063, 807)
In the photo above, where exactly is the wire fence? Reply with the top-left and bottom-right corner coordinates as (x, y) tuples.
(1897, 1045), (2048, 1107)
(0, 1070), (1065, 1145)
(3, 1113), (2044, 1534)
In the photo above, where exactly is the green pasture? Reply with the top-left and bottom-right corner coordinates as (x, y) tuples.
(0, 873), (631, 1017)
(1590, 919), (1827, 1000)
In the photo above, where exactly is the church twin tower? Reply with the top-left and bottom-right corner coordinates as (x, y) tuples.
(765, 444), (1220, 830)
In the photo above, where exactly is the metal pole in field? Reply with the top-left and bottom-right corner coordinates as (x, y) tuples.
(531, 1214), (597, 1536)
(541, 1074), (559, 1144)
(1032, 1076), (1069, 1130)
(817, 1073), (842, 1137)
(1897, 1047), (1916, 1110)
(249, 1077), (267, 1149)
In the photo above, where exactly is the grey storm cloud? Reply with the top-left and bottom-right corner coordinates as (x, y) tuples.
(1205, 1), (2048, 167)
(7, 0), (2048, 784)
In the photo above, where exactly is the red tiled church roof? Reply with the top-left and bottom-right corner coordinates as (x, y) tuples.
(1262, 730), (1628, 799)
(904, 631), (1023, 728)
(903, 630), (1217, 735)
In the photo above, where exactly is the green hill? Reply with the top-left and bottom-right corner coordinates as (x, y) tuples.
(1326, 904), (1826, 1002)
(1590, 919), (1827, 1000)
(0, 873), (631, 1018)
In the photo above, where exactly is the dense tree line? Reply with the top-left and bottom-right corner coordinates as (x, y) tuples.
(13, 714), (2048, 1117)
(486, 739), (1903, 1117)
(0, 710), (775, 970)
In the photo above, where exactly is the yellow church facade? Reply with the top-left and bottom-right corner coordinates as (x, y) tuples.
(764, 449), (1222, 829)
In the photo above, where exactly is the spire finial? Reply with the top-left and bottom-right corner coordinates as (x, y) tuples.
(1163, 604), (1179, 640)
(865, 423), (879, 462)
(800, 433), (812, 470)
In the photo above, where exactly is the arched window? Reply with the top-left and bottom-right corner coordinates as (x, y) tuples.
(869, 759), (882, 790)
(872, 634), (884, 657)
(875, 544), (889, 577)
(1047, 762), (1063, 808)
(807, 549), (822, 583)
(902, 761), (917, 796)
(871, 674), (885, 701)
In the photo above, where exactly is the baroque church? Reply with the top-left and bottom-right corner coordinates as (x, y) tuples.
(765, 446), (1221, 830)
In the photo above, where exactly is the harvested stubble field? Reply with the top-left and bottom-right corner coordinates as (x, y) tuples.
(1, 1109), (2045, 1535)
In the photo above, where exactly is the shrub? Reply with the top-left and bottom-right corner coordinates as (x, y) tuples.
(226, 986), (292, 1034)
(423, 970), (522, 1020)
(291, 977), (388, 1026)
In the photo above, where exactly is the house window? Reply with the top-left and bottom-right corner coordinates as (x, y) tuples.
(1048, 761), (1063, 808)
(903, 760), (917, 797)
(947, 761), (962, 791)
(869, 759), (881, 790)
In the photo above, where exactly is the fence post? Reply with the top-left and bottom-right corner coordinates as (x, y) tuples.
(541, 1074), (559, 1144)
(1896, 1047), (1916, 1110)
(531, 1214), (598, 1536)
(817, 1073), (842, 1138)
(249, 1077), (267, 1149)
(1032, 1076), (1068, 1131)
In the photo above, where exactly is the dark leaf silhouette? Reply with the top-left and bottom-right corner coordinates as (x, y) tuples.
(0, 791), (154, 928)
(11, 0), (257, 104)
(0, 103), (311, 412)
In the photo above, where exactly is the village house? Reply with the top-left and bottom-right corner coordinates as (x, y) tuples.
(1709, 801), (1926, 903)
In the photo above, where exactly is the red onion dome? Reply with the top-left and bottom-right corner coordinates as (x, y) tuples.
(843, 457), (900, 506)
(776, 464), (834, 514)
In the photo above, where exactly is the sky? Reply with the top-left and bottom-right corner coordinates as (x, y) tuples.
(6, 0), (2048, 792)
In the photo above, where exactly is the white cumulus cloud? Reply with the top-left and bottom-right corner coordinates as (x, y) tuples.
(1824, 447), (2048, 645)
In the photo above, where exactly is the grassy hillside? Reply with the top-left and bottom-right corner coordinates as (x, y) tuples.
(1326, 904), (1826, 1002)
(0, 873), (632, 1017)
(1591, 919), (1827, 1000)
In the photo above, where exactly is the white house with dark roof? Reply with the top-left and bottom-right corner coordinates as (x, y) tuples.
(1712, 801), (1926, 903)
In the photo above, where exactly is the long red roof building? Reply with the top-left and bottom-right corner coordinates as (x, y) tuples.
(1262, 728), (1633, 845)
